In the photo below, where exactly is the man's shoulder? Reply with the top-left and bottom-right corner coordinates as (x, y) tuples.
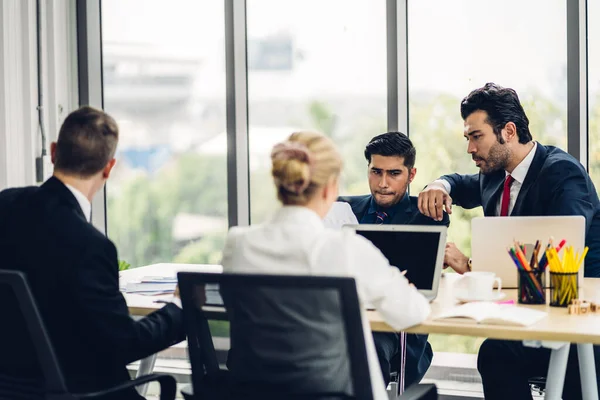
(337, 194), (371, 206)
(541, 145), (587, 175)
(0, 185), (45, 223)
(8, 184), (112, 250)
(337, 194), (371, 220)
(0, 185), (39, 203)
(0, 185), (114, 265)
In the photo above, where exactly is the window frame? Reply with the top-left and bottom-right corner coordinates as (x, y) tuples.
(64, 0), (589, 398)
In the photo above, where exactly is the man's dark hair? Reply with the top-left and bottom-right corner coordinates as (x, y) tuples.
(460, 82), (532, 144)
(364, 132), (416, 169)
(54, 106), (119, 177)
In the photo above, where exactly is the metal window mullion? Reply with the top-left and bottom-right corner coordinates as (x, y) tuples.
(225, 0), (250, 228)
(567, 0), (588, 169)
(76, 0), (106, 234)
(386, 0), (408, 135)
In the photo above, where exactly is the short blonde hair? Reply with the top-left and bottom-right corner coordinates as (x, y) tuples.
(271, 131), (342, 205)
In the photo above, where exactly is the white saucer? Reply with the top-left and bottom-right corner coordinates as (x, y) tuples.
(455, 288), (506, 303)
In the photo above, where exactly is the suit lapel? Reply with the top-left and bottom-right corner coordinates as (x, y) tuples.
(350, 196), (371, 222)
(511, 144), (547, 216)
(390, 194), (413, 225)
(482, 172), (505, 216)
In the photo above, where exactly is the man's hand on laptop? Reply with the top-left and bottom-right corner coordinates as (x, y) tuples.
(443, 242), (469, 274)
(418, 182), (452, 221)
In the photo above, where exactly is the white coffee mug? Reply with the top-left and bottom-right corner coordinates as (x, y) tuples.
(456, 271), (502, 300)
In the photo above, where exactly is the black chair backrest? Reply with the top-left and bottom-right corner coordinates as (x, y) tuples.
(0, 269), (70, 397)
(178, 272), (373, 400)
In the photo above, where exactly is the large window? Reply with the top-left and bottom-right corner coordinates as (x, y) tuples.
(408, 0), (568, 390)
(589, 0), (600, 187)
(102, 0), (227, 269)
(247, 0), (387, 222)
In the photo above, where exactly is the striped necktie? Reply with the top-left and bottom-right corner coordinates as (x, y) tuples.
(375, 211), (388, 224)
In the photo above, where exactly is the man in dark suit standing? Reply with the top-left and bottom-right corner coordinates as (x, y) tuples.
(338, 132), (450, 389)
(0, 107), (185, 399)
(418, 83), (600, 399)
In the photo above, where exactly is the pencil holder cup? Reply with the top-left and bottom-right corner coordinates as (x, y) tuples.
(550, 272), (578, 307)
(518, 270), (546, 304)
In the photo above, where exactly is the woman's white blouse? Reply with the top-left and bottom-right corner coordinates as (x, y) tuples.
(221, 206), (431, 400)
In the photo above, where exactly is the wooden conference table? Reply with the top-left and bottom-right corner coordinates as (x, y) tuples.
(123, 263), (600, 400)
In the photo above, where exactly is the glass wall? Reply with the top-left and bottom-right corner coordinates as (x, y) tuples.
(102, 0), (227, 268)
(246, 0), (387, 223)
(409, 0), (567, 255)
(95, 0), (597, 395)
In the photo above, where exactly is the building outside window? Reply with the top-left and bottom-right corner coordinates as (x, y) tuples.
(247, 0), (387, 223)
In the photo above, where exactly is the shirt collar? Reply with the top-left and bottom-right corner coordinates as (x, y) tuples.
(271, 205), (325, 231)
(366, 192), (408, 219)
(507, 141), (538, 184)
(64, 183), (92, 223)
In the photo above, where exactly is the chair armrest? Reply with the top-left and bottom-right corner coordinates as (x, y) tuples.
(76, 373), (177, 400)
(398, 383), (437, 400)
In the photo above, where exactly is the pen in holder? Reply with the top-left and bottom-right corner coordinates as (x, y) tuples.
(550, 271), (578, 307)
(508, 238), (586, 307)
(518, 269), (545, 304)
(546, 243), (586, 307)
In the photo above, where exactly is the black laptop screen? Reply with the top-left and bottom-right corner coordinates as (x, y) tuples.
(355, 230), (441, 290)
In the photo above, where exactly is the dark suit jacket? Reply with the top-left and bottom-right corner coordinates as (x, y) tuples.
(442, 144), (600, 278)
(337, 194), (449, 386)
(0, 177), (185, 399)
(339, 193), (450, 227)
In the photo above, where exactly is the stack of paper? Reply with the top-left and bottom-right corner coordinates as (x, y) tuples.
(125, 276), (177, 295)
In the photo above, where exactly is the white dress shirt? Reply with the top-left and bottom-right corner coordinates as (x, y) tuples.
(323, 201), (359, 229)
(64, 183), (92, 222)
(221, 206), (431, 400)
(437, 142), (538, 216)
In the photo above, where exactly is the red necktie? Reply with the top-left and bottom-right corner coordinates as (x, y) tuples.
(500, 175), (515, 216)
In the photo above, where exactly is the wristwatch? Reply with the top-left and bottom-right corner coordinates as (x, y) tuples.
(467, 258), (473, 272)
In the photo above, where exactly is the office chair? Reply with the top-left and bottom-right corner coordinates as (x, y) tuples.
(178, 272), (374, 399)
(0, 269), (177, 400)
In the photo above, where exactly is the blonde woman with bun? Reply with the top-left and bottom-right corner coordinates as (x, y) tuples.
(221, 131), (430, 400)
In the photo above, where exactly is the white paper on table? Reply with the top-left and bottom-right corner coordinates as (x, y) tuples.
(323, 202), (358, 229)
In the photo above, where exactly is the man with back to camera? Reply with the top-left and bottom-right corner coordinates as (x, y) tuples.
(0, 106), (185, 399)
(418, 82), (600, 399)
(338, 132), (452, 388)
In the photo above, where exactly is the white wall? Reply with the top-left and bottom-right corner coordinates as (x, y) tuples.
(43, 0), (78, 144)
(0, 0), (38, 190)
(0, 0), (77, 191)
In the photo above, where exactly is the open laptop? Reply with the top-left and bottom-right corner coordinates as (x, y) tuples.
(471, 216), (586, 288)
(343, 224), (447, 302)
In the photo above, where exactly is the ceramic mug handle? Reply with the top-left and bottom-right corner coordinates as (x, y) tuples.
(494, 277), (502, 293)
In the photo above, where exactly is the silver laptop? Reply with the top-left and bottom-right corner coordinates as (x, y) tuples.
(471, 216), (586, 288)
(343, 224), (447, 301)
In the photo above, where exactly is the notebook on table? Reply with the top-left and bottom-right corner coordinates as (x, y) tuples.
(343, 224), (447, 302)
(434, 302), (547, 327)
